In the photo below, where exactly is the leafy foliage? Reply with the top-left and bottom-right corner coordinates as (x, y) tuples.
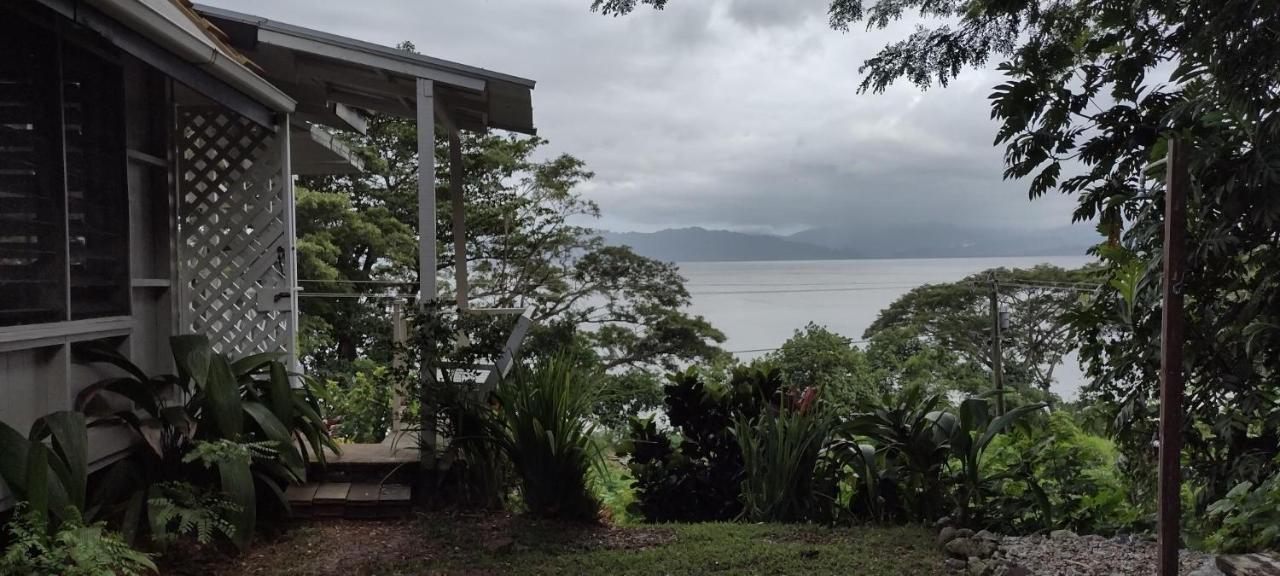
(592, 0), (1280, 521)
(74, 337), (337, 549)
(145, 482), (239, 547)
(317, 365), (395, 443)
(0, 411), (89, 527)
(985, 412), (1143, 535)
(736, 387), (838, 522)
(481, 356), (604, 521)
(864, 265), (1096, 397)
(296, 108), (725, 421)
(619, 367), (784, 522)
(841, 386), (953, 521)
(1, 504), (156, 576)
(1205, 465), (1280, 553)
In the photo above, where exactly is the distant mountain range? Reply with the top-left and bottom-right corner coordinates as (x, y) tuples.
(599, 225), (1098, 262)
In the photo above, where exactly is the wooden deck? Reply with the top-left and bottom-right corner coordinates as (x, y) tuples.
(317, 443), (420, 466)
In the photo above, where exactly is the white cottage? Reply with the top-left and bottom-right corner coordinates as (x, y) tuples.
(0, 0), (535, 508)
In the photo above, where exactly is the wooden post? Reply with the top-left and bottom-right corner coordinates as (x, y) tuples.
(389, 299), (406, 441)
(414, 77), (437, 459)
(449, 127), (467, 310)
(989, 273), (1005, 415)
(1157, 139), (1188, 576)
(415, 78), (436, 304)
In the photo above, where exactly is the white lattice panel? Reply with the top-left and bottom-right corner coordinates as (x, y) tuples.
(175, 107), (293, 357)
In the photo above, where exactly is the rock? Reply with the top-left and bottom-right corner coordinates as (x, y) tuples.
(1003, 564), (1031, 576)
(946, 557), (968, 571)
(967, 557), (992, 576)
(954, 528), (975, 539)
(1189, 557), (1226, 576)
(974, 530), (1002, 542)
(939, 526), (960, 547)
(1049, 529), (1077, 540)
(1217, 553), (1280, 576)
(935, 516), (955, 529)
(946, 537), (998, 559)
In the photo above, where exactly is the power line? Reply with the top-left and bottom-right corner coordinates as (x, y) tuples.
(727, 339), (870, 355)
(689, 285), (918, 296)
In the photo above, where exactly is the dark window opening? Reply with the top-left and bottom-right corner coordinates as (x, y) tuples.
(0, 7), (128, 327)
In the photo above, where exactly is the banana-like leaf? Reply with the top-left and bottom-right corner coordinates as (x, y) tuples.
(243, 401), (305, 481)
(231, 351), (284, 378)
(171, 335), (212, 390)
(0, 420), (31, 496)
(267, 363), (294, 428)
(75, 377), (160, 417)
(72, 342), (151, 384)
(216, 457), (256, 551)
(31, 411), (88, 513)
(253, 470), (292, 516)
(205, 355), (245, 439)
(25, 442), (49, 526)
(976, 403), (1047, 456)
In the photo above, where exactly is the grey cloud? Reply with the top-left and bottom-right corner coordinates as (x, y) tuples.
(203, 0), (1077, 236)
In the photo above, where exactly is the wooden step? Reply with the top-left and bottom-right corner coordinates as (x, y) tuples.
(284, 481), (413, 520)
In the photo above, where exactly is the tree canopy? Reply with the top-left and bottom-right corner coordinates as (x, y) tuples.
(593, 0), (1280, 504)
(296, 111), (725, 420)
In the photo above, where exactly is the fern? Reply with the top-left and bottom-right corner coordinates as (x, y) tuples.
(1, 503), (156, 576)
(146, 482), (240, 546)
(182, 439), (279, 469)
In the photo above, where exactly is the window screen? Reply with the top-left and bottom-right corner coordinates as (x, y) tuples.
(63, 42), (128, 320)
(0, 23), (66, 326)
(0, 9), (128, 327)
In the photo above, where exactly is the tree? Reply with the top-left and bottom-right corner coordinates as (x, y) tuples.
(297, 84), (725, 423)
(592, 0), (1280, 504)
(766, 323), (868, 407)
(865, 265), (1095, 397)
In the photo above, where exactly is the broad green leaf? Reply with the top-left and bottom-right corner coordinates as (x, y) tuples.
(171, 335), (212, 389)
(0, 420), (31, 495)
(231, 352), (285, 378)
(267, 362), (294, 427)
(216, 457), (256, 551)
(205, 355), (245, 439)
(243, 401), (305, 481)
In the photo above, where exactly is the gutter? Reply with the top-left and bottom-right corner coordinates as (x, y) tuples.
(86, 0), (295, 114)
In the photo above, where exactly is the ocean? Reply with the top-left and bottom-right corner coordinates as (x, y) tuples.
(677, 255), (1095, 400)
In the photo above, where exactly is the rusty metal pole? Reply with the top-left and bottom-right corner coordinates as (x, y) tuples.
(1157, 139), (1188, 576)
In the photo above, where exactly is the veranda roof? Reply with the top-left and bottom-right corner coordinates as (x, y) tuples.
(193, 4), (537, 136)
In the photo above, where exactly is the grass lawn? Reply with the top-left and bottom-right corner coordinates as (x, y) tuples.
(178, 512), (946, 576)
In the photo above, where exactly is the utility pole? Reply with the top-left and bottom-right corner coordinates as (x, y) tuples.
(989, 272), (1005, 415)
(1157, 139), (1188, 576)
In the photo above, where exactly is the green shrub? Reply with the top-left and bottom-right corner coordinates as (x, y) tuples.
(0, 411), (90, 527)
(1, 504), (156, 576)
(1205, 467), (1280, 553)
(318, 367), (394, 443)
(736, 387), (837, 522)
(74, 336), (337, 550)
(619, 366), (784, 522)
(985, 411), (1143, 535)
(145, 481), (239, 547)
(485, 356), (603, 521)
(840, 385), (954, 522)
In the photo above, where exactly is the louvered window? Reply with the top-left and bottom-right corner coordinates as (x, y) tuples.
(0, 15), (127, 327)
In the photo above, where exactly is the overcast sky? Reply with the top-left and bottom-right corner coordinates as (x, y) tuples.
(206, 0), (1082, 235)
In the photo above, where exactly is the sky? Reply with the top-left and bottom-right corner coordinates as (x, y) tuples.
(204, 0), (1083, 235)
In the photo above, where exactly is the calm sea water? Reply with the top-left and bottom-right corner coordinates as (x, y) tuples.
(677, 256), (1095, 400)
